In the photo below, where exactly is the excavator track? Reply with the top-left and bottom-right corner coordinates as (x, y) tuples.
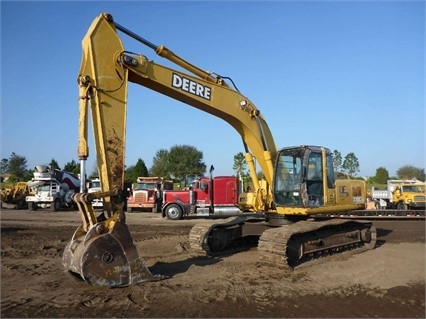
(190, 217), (376, 269)
(259, 219), (376, 269)
(189, 215), (266, 256)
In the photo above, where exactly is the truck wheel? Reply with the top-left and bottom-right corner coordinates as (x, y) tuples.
(165, 204), (183, 220)
(397, 202), (408, 210)
(29, 202), (37, 211)
(20, 200), (28, 210)
(52, 199), (62, 212)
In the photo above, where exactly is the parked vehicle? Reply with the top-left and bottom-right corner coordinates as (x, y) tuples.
(371, 179), (426, 210)
(162, 166), (243, 220)
(26, 165), (80, 211)
(0, 182), (31, 209)
(87, 177), (103, 209)
(127, 177), (173, 213)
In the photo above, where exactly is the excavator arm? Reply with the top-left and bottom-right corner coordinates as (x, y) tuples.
(62, 14), (154, 287)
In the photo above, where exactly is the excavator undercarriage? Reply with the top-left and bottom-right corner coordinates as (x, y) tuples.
(189, 215), (377, 269)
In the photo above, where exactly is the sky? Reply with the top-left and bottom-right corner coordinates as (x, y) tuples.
(1, 0), (425, 179)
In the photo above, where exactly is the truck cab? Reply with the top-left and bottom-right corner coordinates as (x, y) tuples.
(392, 184), (426, 210)
(162, 175), (242, 220)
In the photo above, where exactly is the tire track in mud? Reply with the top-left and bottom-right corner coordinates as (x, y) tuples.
(219, 258), (282, 315)
(177, 254), (278, 313)
(134, 234), (191, 260)
(1, 297), (33, 313)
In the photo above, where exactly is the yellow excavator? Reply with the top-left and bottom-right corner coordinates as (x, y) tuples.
(63, 13), (377, 287)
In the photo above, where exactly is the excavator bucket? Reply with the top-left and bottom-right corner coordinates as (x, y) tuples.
(62, 219), (154, 287)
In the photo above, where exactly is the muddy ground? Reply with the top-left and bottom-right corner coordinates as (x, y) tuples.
(1, 209), (425, 318)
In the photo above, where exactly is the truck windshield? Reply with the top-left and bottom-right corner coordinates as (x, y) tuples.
(273, 149), (303, 206)
(402, 185), (423, 193)
(39, 184), (51, 192)
(136, 183), (156, 190)
(91, 181), (101, 188)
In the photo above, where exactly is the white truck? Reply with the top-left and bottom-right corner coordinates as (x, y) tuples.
(26, 165), (80, 211)
(371, 179), (426, 210)
(87, 177), (103, 209)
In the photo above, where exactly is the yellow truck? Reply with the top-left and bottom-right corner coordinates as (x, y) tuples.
(371, 179), (426, 210)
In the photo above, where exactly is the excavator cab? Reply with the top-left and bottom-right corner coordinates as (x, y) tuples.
(273, 146), (331, 209)
(273, 145), (368, 214)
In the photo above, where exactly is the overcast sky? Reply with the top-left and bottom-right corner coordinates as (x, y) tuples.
(1, 0), (424, 178)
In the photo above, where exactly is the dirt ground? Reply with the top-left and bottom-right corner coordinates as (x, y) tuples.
(1, 209), (425, 318)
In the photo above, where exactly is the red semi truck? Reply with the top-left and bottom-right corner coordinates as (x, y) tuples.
(161, 173), (244, 220)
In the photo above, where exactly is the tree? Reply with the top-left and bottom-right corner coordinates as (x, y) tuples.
(150, 149), (171, 179)
(233, 152), (251, 191)
(1, 158), (8, 174)
(168, 145), (206, 180)
(49, 158), (61, 170)
(125, 158), (148, 182)
(88, 162), (99, 179)
(150, 145), (206, 181)
(63, 160), (80, 175)
(232, 152), (247, 180)
(342, 152), (360, 176)
(6, 152), (28, 181)
(332, 150), (342, 172)
(397, 165), (425, 181)
(373, 167), (389, 184)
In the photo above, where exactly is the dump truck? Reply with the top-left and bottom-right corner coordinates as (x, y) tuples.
(371, 179), (426, 210)
(127, 176), (173, 213)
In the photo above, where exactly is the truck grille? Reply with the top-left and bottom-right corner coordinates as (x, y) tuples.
(135, 193), (148, 201)
(414, 195), (425, 202)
